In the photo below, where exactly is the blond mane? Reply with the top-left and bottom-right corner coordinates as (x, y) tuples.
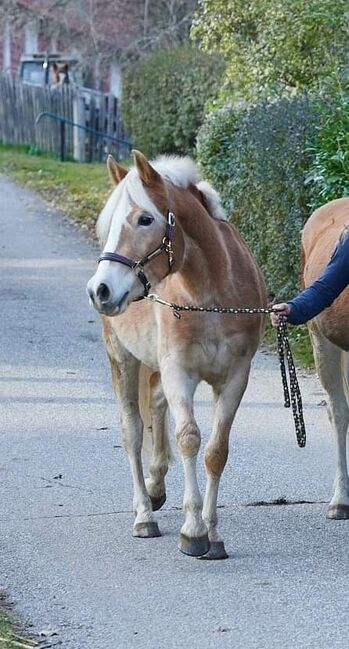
(97, 155), (226, 247)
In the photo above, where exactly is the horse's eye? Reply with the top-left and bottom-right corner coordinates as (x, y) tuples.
(138, 215), (154, 226)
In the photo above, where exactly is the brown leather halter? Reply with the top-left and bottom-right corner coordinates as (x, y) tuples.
(98, 210), (175, 297)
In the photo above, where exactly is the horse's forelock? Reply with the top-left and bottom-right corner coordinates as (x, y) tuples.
(96, 180), (127, 247)
(96, 170), (163, 248)
(126, 169), (164, 216)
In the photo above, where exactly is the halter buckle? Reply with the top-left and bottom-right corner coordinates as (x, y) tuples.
(162, 237), (174, 268)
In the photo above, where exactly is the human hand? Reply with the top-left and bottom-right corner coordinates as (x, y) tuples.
(270, 303), (291, 327)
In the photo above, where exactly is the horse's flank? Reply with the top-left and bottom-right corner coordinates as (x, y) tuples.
(302, 197), (349, 349)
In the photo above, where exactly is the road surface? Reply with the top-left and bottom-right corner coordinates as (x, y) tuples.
(1, 175), (349, 649)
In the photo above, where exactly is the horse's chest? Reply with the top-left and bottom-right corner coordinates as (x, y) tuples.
(175, 338), (234, 380)
(104, 308), (159, 370)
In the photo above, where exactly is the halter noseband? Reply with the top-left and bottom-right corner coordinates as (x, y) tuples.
(98, 210), (175, 297)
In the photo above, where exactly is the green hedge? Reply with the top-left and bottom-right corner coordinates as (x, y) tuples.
(306, 82), (349, 209)
(191, 0), (349, 105)
(197, 95), (319, 298)
(122, 46), (224, 157)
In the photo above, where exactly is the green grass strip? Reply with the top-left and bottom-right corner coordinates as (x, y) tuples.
(0, 143), (112, 229)
(0, 611), (37, 649)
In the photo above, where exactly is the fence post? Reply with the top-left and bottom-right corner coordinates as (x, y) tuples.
(73, 90), (85, 162)
(60, 120), (65, 161)
(88, 94), (97, 163)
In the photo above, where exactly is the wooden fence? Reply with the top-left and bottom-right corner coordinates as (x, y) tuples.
(0, 73), (131, 162)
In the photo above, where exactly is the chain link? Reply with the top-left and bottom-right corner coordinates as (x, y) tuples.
(146, 293), (306, 448)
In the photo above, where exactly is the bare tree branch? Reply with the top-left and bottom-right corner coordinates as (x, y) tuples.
(0, 0), (198, 71)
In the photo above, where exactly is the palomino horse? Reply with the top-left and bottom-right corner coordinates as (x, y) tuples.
(87, 151), (266, 558)
(302, 198), (349, 519)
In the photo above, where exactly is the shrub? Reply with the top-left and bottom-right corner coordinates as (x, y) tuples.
(197, 95), (319, 297)
(192, 0), (349, 104)
(122, 46), (224, 157)
(306, 81), (349, 209)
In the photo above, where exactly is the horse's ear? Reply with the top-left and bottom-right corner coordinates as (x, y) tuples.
(132, 150), (162, 186)
(107, 154), (127, 185)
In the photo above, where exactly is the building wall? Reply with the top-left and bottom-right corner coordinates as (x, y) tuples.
(24, 23), (38, 52)
(110, 62), (122, 99)
(0, 6), (122, 96)
(0, 22), (25, 75)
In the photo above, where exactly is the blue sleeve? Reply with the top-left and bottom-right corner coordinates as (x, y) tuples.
(287, 233), (349, 325)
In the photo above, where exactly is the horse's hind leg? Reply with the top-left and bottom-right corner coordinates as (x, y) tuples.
(310, 329), (349, 519)
(139, 367), (171, 511)
(201, 357), (251, 560)
(106, 347), (160, 538)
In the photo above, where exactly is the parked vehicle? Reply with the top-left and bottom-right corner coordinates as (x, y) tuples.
(19, 53), (79, 86)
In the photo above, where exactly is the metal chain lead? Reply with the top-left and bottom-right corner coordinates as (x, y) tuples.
(146, 293), (306, 448)
(277, 317), (306, 448)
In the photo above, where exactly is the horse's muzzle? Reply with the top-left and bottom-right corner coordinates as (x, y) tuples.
(87, 280), (129, 316)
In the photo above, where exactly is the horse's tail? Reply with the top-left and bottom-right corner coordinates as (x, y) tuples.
(138, 363), (174, 467)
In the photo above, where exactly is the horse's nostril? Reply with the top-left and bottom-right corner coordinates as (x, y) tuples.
(97, 282), (111, 304)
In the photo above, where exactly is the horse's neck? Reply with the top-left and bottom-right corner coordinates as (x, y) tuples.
(174, 205), (228, 302)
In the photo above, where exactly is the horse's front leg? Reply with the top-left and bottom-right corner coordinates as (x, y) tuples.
(202, 357), (252, 560)
(107, 351), (160, 538)
(161, 362), (209, 556)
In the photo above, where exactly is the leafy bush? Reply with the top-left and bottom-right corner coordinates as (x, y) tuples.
(122, 46), (224, 157)
(306, 82), (349, 209)
(197, 95), (318, 297)
(192, 0), (349, 104)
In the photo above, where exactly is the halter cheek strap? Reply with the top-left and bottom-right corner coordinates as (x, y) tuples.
(98, 210), (175, 297)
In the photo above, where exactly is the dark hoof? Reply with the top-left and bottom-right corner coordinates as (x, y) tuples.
(150, 492), (166, 512)
(327, 504), (349, 520)
(198, 541), (229, 560)
(178, 533), (210, 557)
(133, 522), (161, 538)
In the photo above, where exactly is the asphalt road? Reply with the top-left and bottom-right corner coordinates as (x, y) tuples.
(1, 175), (349, 649)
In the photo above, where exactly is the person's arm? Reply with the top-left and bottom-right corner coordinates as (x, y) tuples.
(272, 232), (349, 326)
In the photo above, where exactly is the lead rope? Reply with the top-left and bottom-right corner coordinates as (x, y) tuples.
(277, 316), (306, 447)
(146, 293), (306, 448)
